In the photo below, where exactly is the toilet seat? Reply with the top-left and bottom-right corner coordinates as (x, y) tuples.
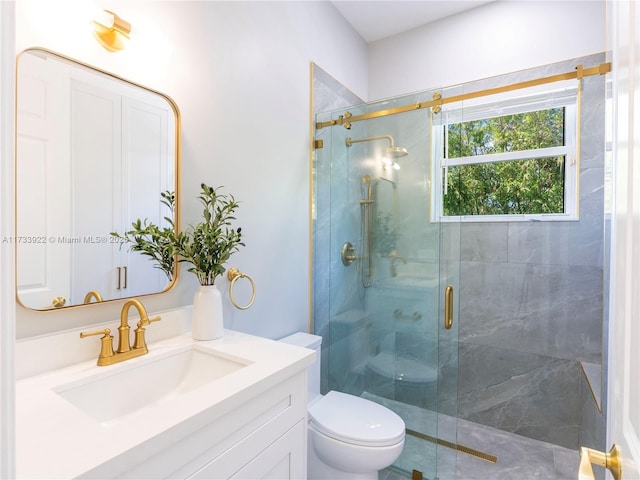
(308, 391), (405, 447)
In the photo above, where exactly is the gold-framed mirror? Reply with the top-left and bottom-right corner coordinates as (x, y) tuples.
(15, 48), (181, 310)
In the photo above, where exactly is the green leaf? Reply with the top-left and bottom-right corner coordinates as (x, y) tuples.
(108, 185), (244, 284)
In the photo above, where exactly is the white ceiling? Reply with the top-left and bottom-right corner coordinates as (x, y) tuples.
(331, 0), (497, 43)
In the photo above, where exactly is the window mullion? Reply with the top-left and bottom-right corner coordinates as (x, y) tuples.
(446, 145), (569, 167)
(443, 122), (449, 196)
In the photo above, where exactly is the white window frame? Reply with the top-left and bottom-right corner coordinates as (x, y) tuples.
(432, 86), (579, 222)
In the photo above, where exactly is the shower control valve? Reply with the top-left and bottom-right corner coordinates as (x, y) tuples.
(341, 242), (359, 269)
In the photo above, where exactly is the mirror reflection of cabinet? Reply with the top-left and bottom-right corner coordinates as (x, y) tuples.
(16, 49), (179, 310)
(69, 79), (172, 302)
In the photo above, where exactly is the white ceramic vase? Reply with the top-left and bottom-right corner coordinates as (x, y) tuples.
(192, 284), (224, 340)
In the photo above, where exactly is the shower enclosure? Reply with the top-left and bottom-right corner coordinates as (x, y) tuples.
(313, 88), (462, 479)
(312, 53), (608, 480)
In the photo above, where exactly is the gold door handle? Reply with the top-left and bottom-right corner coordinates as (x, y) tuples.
(444, 285), (453, 329)
(579, 444), (622, 480)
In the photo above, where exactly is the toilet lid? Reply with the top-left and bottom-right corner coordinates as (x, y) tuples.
(308, 391), (405, 447)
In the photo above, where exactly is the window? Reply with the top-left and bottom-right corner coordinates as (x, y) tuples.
(432, 88), (578, 221)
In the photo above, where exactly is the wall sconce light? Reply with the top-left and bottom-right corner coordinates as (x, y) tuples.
(92, 10), (131, 52)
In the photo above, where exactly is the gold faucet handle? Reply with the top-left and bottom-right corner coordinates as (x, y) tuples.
(80, 328), (115, 363)
(80, 328), (111, 338)
(138, 315), (161, 328)
(133, 316), (161, 349)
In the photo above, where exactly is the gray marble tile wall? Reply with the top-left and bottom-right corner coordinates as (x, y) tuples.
(453, 53), (607, 450)
(580, 369), (606, 442)
(452, 342), (582, 449)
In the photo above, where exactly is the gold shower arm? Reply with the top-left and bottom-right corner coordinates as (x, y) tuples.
(346, 135), (395, 148)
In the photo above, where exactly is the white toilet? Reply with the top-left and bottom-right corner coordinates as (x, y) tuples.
(280, 332), (405, 480)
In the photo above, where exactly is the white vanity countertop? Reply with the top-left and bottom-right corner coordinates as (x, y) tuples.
(15, 328), (314, 479)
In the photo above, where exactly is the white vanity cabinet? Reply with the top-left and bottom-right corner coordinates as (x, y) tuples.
(87, 372), (308, 480)
(186, 375), (306, 480)
(16, 327), (313, 480)
(224, 421), (305, 480)
(108, 373), (307, 479)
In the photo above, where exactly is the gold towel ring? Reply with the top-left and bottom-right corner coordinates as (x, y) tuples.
(227, 267), (256, 310)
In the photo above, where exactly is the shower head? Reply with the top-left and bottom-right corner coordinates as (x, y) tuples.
(381, 144), (407, 171)
(345, 135), (408, 170)
(383, 146), (408, 159)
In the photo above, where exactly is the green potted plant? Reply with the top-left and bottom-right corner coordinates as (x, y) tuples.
(111, 190), (178, 281)
(174, 183), (244, 286)
(112, 183), (244, 340)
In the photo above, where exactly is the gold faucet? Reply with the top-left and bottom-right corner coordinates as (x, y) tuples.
(80, 299), (161, 366)
(83, 290), (103, 304)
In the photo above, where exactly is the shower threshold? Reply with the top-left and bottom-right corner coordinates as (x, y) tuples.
(366, 392), (581, 480)
(404, 428), (497, 464)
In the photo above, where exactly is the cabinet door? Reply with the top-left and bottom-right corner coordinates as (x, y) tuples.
(121, 96), (173, 296)
(69, 82), (173, 302)
(195, 421), (306, 480)
(69, 79), (122, 302)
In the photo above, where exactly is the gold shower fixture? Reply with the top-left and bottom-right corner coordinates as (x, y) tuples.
(345, 135), (408, 170)
(92, 10), (131, 52)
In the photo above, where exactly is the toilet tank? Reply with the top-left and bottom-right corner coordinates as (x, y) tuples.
(279, 332), (322, 401)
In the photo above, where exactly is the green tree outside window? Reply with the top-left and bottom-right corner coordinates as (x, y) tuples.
(444, 108), (567, 216)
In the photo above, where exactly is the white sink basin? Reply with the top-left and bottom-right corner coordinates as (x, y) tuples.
(16, 325), (317, 479)
(53, 345), (251, 426)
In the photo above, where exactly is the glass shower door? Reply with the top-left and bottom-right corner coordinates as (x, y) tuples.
(314, 92), (461, 480)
